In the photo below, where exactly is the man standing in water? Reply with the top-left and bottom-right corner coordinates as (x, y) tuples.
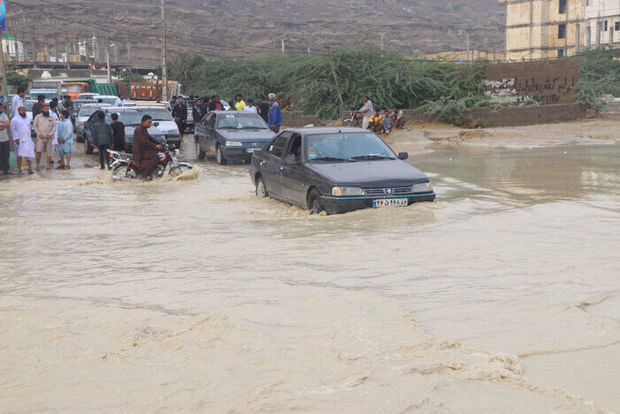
(0, 105), (11, 175)
(268, 93), (282, 133)
(56, 110), (74, 169)
(358, 96), (374, 130)
(33, 103), (57, 171)
(11, 106), (34, 175)
(133, 114), (161, 180)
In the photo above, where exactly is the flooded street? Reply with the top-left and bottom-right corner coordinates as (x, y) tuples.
(1, 128), (619, 413)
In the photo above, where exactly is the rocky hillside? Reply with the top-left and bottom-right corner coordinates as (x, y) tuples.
(7, 0), (504, 66)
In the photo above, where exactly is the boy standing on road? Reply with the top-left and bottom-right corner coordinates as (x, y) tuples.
(110, 113), (126, 152)
(56, 110), (74, 169)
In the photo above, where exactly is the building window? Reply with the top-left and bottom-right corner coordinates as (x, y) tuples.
(559, 0), (567, 14)
(615, 22), (620, 32)
(557, 48), (565, 58)
(604, 21), (608, 32)
(558, 24), (567, 39)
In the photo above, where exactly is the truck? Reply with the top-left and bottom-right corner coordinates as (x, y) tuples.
(60, 80), (119, 99)
(30, 80), (63, 95)
(129, 81), (183, 101)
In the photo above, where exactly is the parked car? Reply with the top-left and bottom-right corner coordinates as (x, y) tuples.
(78, 93), (99, 100)
(135, 106), (181, 147)
(249, 127), (436, 215)
(22, 99), (37, 121)
(96, 95), (121, 106)
(82, 107), (170, 154)
(29, 89), (59, 102)
(75, 103), (112, 142)
(195, 111), (276, 165)
(70, 99), (97, 126)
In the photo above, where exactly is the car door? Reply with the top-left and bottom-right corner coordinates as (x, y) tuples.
(206, 114), (217, 155)
(260, 132), (291, 201)
(279, 133), (307, 206)
(195, 114), (209, 152)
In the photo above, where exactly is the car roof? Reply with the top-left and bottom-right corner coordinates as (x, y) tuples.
(211, 110), (253, 114)
(72, 99), (94, 103)
(80, 103), (112, 108)
(284, 127), (371, 135)
(97, 95), (119, 99)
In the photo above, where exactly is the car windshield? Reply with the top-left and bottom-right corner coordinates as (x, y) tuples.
(141, 109), (173, 121)
(306, 132), (397, 162)
(23, 101), (36, 111)
(79, 106), (108, 117)
(99, 97), (118, 105)
(105, 111), (144, 126)
(63, 85), (86, 93)
(35, 92), (58, 100)
(216, 113), (267, 130)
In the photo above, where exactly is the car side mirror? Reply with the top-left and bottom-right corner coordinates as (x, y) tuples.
(154, 122), (160, 127)
(398, 152), (409, 160)
(284, 154), (299, 164)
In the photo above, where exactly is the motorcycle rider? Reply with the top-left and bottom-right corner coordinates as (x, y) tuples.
(133, 114), (162, 180)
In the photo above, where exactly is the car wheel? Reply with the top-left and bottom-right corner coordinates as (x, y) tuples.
(308, 189), (324, 215)
(84, 140), (93, 155)
(216, 145), (227, 165)
(256, 176), (268, 199)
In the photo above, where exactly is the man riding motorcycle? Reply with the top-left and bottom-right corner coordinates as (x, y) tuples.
(133, 114), (162, 180)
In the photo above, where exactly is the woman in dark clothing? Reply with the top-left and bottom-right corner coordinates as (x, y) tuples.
(110, 113), (126, 151)
(91, 111), (113, 169)
(133, 114), (161, 179)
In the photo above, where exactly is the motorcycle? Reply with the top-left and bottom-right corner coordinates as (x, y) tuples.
(108, 144), (193, 180)
(342, 111), (364, 128)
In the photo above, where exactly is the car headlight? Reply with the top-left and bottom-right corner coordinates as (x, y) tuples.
(332, 186), (364, 196)
(412, 182), (433, 193)
(225, 141), (243, 147)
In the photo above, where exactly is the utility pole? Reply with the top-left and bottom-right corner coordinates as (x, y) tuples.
(127, 41), (131, 66)
(326, 46), (345, 117)
(465, 32), (471, 62)
(0, 29), (8, 100)
(31, 27), (37, 65)
(161, 0), (168, 102)
(281, 39), (285, 55)
(105, 44), (112, 83)
(381, 33), (385, 50)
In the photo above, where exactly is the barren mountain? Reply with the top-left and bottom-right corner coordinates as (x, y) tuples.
(7, 0), (504, 66)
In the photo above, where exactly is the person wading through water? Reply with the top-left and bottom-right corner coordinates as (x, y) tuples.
(172, 96), (187, 148)
(133, 114), (162, 181)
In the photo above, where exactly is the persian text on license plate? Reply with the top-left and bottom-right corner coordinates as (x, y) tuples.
(373, 198), (408, 208)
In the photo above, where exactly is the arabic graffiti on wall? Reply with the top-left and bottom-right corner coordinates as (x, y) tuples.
(484, 58), (580, 105)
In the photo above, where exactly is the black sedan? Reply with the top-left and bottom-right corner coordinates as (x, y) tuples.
(249, 127), (436, 214)
(195, 111), (276, 165)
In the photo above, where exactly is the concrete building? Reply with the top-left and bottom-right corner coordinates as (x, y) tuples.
(500, 0), (587, 60)
(2, 33), (26, 62)
(584, 0), (620, 48)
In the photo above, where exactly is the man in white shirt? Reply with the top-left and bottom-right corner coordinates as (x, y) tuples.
(11, 87), (26, 118)
(242, 99), (258, 114)
(114, 93), (127, 107)
(358, 96), (374, 129)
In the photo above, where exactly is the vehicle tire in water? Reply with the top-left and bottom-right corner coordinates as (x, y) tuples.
(169, 165), (191, 178)
(256, 176), (267, 199)
(111, 164), (125, 178)
(126, 165), (139, 179)
(216, 145), (227, 165)
(308, 189), (324, 215)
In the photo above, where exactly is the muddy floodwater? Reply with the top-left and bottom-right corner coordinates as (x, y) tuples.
(1, 131), (619, 413)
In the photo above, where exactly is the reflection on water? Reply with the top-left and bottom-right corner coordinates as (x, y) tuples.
(1, 141), (619, 413)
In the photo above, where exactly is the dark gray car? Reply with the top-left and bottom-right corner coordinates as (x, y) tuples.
(249, 127), (435, 215)
(195, 111), (276, 165)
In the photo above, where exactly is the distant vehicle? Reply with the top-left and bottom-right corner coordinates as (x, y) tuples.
(30, 80), (63, 95)
(29, 89), (59, 102)
(70, 99), (96, 126)
(22, 99), (37, 121)
(96, 95), (120, 106)
(75, 103), (112, 142)
(61, 82), (90, 100)
(185, 98), (196, 131)
(119, 101), (137, 107)
(195, 111), (276, 165)
(78, 93), (99, 100)
(83, 107), (174, 153)
(249, 127), (436, 215)
(134, 106), (181, 147)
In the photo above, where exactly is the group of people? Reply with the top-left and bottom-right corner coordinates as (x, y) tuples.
(176, 92), (283, 134)
(0, 88), (74, 175)
(357, 96), (407, 135)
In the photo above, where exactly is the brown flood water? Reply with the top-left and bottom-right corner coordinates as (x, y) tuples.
(1, 134), (619, 413)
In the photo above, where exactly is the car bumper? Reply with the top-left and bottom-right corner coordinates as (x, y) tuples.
(321, 193), (436, 214)
(223, 147), (262, 162)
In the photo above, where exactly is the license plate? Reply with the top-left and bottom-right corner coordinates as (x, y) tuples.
(246, 148), (258, 153)
(373, 198), (408, 208)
